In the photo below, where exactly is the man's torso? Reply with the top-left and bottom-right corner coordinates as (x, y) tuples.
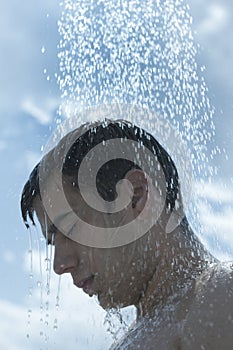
(111, 262), (233, 350)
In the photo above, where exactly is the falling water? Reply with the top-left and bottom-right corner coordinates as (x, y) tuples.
(56, 0), (218, 216)
(26, 223), (62, 349)
(58, 1), (215, 158)
(26, 0), (223, 347)
(53, 0), (218, 342)
(26, 227), (33, 340)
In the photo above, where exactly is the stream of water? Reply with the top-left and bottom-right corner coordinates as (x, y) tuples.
(28, 0), (221, 348)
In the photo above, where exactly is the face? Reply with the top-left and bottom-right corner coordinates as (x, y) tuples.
(33, 178), (162, 310)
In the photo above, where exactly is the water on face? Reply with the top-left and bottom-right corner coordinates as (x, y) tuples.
(30, 0), (223, 347)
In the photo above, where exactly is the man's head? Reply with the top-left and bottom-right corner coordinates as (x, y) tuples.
(21, 119), (183, 308)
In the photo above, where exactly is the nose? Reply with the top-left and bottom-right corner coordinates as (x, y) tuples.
(53, 244), (78, 275)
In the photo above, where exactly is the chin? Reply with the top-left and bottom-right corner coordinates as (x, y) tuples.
(98, 292), (132, 310)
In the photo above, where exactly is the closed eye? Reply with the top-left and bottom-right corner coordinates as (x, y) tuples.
(46, 224), (57, 245)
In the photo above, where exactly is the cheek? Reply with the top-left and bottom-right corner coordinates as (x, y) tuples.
(107, 253), (136, 283)
(90, 242), (146, 281)
(89, 250), (120, 278)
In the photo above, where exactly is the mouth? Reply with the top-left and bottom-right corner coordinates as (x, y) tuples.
(72, 274), (95, 295)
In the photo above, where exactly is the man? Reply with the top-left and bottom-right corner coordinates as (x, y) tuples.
(21, 118), (233, 349)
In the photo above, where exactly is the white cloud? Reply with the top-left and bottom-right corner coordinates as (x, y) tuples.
(189, 0), (233, 87)
(0, 290), (112, 350)
(0, 265), (116, 349)
(195, 181), (233, 203)
(195, 3), (229, 36)
(195, 181), (233, 259)
(21, 98), (58, 125)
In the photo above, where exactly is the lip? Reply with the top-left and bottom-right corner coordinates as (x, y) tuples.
(73, 275), (95, 293)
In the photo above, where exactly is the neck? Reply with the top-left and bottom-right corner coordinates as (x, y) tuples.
(135, 217), (217, 319)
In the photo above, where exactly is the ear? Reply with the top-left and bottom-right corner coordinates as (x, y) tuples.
(124, 169), (148, 215)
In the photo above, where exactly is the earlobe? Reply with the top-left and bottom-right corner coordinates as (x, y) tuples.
(124, 169), (148, 214)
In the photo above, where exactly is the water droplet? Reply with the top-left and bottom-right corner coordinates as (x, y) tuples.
(53, 318), (58, 331)
(37, 281), (42, 287)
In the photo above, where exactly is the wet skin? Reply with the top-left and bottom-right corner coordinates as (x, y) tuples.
(32, 155), (233, 350)
(33, 183), (233, 350)
(111, 262), (233, 350)
(23, 119), (233, 349)
(33, 173), (163, 310)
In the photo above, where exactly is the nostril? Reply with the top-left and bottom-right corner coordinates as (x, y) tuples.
(53, 263), (64, 275)
(54, 259), (77, 275)
(59, 264), (66, 272)
(53, 245), (78, 275)
(54, 263), (68, 275)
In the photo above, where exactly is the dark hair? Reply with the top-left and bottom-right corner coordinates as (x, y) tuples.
(21, 120), (179, 228)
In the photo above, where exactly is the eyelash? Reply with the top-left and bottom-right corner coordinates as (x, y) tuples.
(46, 228), (56, 245)
(46, 236), (53, 245)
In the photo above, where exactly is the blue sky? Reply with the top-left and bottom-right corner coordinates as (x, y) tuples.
(1, 0), (233, 349)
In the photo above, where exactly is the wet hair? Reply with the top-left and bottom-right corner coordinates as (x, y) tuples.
(21, 120), (179, 228)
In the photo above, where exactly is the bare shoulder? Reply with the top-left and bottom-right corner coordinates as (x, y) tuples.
(111, 321), (181, 350)
(182, 262), (233, 350)
(110, 263), (233, 350)
(110, 308), (182, 350)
